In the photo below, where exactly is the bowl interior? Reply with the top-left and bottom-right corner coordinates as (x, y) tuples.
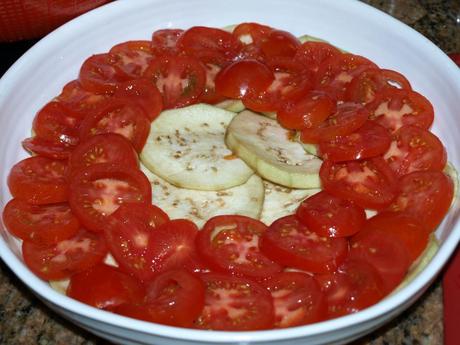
(1, 0), (460, 343)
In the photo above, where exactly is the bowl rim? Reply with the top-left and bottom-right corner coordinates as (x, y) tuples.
(1, 0), (460, 342)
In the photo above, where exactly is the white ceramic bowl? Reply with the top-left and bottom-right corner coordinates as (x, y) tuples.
(1, 0), (460, 344)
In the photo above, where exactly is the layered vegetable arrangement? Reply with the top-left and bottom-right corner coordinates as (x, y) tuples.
(2, 23), (456, 331)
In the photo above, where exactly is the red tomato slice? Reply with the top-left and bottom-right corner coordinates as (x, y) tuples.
(200, 63), (227, 104)
(318, 121), (392, 162)
(349, 220), (412, 293)
(260, 215), (348, 273)
(383, 125), (447, 177)
(232, 22), (273, 47)
(3, 199), (79, 245)
(79, 99), (150, 152)
(315, 53), (377, 101)
(346, 68), (412, 104)
(143, 55), (206, 109)
(367, 88), (434, 132)
(68, 163), (152, 232)
(320, 158), (398, 210)
(177, 26), (242, 65)
(316, 259), (386, 318)
(8, 156), (68, 205)
(115, 269), (205, 328)
(365, 212), (431, 262)
(79, 53), (127, 94)
(151, 29), (184, 56)
(196, 215), (282, 279)
(32, 101), (82, 147)
(67, 263), (145, 310)
(261, 272), (327, 328)
(68, 134), (139, 174)
(215, 59), (274, 99)
(57, 80), (111, 117)
(259, 30), (300, 58)
(22, 137), (73, 160)
(296, 191), (366, 238)
(299, 102), (369, 144)
(22, 229), (107, 280)
(294, 41), (341, 74)
(114, 78), (163, 121)
(277, 92), (335, 130)
(109, 40), (153, 80)
(387, 171), (454, 231)
(195, 272), (274, 330)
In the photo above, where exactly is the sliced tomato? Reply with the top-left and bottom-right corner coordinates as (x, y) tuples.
(68, 163), (152, 232)
(299, 102), (369, 144)
(383, 125), (447, 177)
(151, 29), (184, 56)
(260, 215), (348, 273)
(293, 41), (341, 74)
(367, 88), (434, 132)
(196, 215), (282, 279)
(79, 99), (150, 152)
(79, 53), (126, 94)
(115, 269), (205, 327)
(346, 68), (412, 104)
(315, 53), (377, 101)
(107, 217), (203, 281)
(3, 199), (79, 245)
(296, 191), (366, 238)
(195, 273), (274, 330)
(316, 259), (386, 318)
(386, 171), (454, 231)
(114, 78), (163, 121)
(177, 26), (242, 65)
(200, 63), (227, 104)
(8, 156), (68, 205)
(277, 92), (335, 130)
(22, 229), (107, 280)
(215, 59), (274, 99)
(22, 137), (73, 160)
(67, 263), (145, 310)
(143, 55), (206, 109)
(57, 80), (111, 117)
(320, 158), (398, 210)
(318, 121), (392, 162)
(349, 220), (412, 293)
(109, 40), (153, 80)
(69, 134), (138, 174)
(262, 272), (327, 328)
(32, 101), (82, 147)
(232, 22), (273, 46)
(259, 30), (300, 58)
(365, 212), (431, 262)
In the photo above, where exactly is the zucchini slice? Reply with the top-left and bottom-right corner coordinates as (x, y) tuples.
(141, 104), (254, 191)
(226, 110), (322, 188)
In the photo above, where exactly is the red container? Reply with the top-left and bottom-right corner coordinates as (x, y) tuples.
(0, 0), (111, 42)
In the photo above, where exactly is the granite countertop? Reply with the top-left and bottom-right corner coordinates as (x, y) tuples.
(0, 0), (459, 344)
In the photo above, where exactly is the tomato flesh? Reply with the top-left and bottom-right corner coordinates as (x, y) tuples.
(260, 215), (349, 273)
(3, 199), (79, 245)
(262, 272), (327, 328)
(22, 229), (107, 280)
(109, 40), (153, 80)
(296, 191), (366, 238)
(8, 156), (68, 205)
(196, 215), (282, 279)
(195, 273), (274, 330)
(115, 269), (205, 327)
(68, 263), (145, 310)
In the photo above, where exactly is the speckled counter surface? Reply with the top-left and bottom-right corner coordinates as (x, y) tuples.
(0, 1), (458, 344)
